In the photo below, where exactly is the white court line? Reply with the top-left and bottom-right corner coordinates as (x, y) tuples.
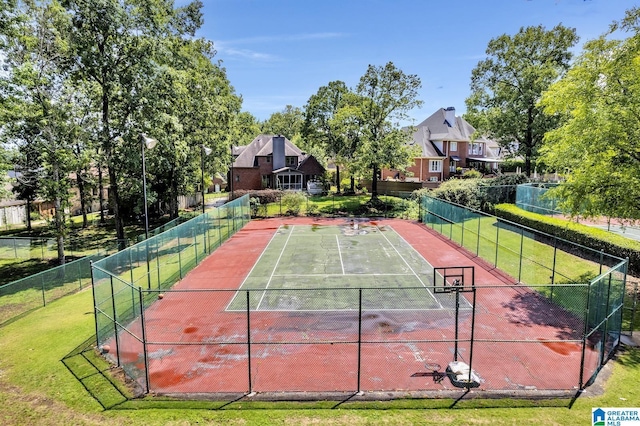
(336, 235), (345, 275)
(378, 226), (444, 309)
(256, 225), (295, 310)
(224, 225), (285, 311)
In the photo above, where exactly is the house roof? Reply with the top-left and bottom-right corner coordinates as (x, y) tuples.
(414, 108), (476, 143)
(410, 107), (502, 160)
(232, 134), (303, 168)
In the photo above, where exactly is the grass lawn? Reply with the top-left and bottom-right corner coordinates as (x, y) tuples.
(1, 263), (639, 425)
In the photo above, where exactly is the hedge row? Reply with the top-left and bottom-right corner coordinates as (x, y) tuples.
(230, 189), (284, 204)
(494, 204), (640, 276)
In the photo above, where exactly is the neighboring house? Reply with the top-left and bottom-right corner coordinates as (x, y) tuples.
(382, 107), (504, 186)
(230, 135), (325, 191)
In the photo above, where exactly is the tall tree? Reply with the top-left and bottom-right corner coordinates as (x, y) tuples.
(540, 8), (640, 221)
(303, 81), (350, 193)
(61, 0), (205, 245)
(465, 25), (579, 176)
(262, 104), (304, 140)
(136, 36), (240, 219)
(353, 62), (422, 199)
(1, 0), (77, 263)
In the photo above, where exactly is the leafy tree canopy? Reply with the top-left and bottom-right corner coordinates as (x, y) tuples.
(465, 24), (578, 176)
(540, 8), (640, 221)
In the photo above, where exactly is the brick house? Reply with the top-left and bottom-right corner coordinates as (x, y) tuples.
(230, 135), (325, 191)
(383, 107), (503, 186)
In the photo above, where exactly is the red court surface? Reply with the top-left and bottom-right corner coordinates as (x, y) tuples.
(112, 217), (596, 396)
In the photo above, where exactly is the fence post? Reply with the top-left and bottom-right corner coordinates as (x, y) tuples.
(41, 271), (46, 307)
(518, 228), (524, 283)
(139, 287), (151, 394)
(246, 290), (252, 393)
(476, 215), (481, 256)
(579, 278), (593, 389)
(155, 238), (161, 290)
(90, 260), (100, 348)
(630, 274), (637, 337)
(193, 226), (199, 265)
(110, 275), (121, 367)
(357, 288), (362, 394)
(177, 233), (183, 280)
(494, 220), (500, 267)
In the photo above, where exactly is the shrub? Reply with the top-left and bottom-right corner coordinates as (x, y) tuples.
(281, 191), (307, 216)
(431, 178), (483, 210)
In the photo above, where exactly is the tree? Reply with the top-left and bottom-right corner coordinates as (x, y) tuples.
(262, 105), (304, 140)
(1, 0), (79, 264)
(61, 0), (206, 245)
(353, 62), (422, 199)
(303, 81), (350, 193)
(465, 25), (579, 176)
(137, 36), (240, 219)
(234, 111), (261, 147)
(539, 8), (640, 221)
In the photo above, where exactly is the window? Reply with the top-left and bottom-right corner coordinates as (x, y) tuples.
(469, 143), (483, 155)
(235, 175), (240, 182)
(450, 142), (457, 152)
(266, 156), (271, 163)
(429, 160), (442, 172)
(286, 157), (296, 166)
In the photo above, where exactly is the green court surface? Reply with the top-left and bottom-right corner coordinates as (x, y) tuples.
(226, 223), (470, 312)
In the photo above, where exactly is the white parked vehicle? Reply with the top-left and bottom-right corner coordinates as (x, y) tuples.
(306, 180), (324, 195)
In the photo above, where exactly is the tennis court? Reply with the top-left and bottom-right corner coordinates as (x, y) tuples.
(225, 223), (468, 313)
(103, 217), (602, 396)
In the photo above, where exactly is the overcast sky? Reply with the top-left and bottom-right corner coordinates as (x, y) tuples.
(185, 0), (636, 124)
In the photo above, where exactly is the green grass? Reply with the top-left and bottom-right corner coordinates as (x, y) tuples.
(1, 287), (639, 425)
(260, 194), (417, 219)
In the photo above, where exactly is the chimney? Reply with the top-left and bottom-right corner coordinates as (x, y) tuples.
(272, 135), (285, 170)
(444, 107), (456, 127)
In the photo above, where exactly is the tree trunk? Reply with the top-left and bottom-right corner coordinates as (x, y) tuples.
(76, 168), (87, 228)
(335, 165), (341, 194)
(53, 164), (65, 265)
(350, 176), (355, 193)
(98, 160), (105, 224)
(26, 198), (32, 231)
(170, 177), (179, 219)
(371, 165), (379, 199)
(102, 86), (126, 248)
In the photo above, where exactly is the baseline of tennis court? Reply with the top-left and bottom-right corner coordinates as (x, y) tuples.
(110, 217), (596, 396)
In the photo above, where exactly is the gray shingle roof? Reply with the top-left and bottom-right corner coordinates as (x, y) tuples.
(232, 134), (303, 168)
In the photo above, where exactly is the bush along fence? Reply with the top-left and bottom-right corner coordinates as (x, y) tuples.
(420, 195), (630, 385)
(91, 195), (251, 373)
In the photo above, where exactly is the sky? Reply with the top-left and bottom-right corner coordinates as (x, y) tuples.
(186, 0), (637, 124)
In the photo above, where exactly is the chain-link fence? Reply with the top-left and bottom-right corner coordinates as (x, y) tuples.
(421, 195), (628, 389)
(515, 183), (562, 215)
(91, 195), (251, 380)
(87, 193), (627, 397)
(92, 278), (622, 395)
(0, 253), (104, 325)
